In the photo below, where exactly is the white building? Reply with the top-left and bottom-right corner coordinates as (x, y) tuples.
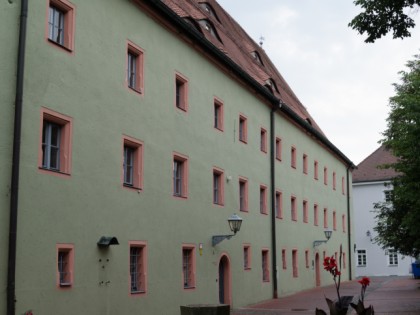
(352, 146), (414, 277)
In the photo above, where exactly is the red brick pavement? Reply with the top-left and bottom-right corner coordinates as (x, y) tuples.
(232, 276), (420, 315)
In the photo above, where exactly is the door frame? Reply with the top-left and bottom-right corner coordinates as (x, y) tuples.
(218, 254), (231, 305)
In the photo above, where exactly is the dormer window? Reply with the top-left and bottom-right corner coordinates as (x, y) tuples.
(198, 19), (220, 41)
(265, 79), (278, 94)
(251, 51), (263, 66)
(199, 2), (220, 21)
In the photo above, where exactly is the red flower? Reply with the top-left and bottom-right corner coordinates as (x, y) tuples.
(358, 277), (370, 287)
(323, 256), (340, 277)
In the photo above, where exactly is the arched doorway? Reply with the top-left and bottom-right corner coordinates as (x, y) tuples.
(218, 255), (231, 304)
(315, 253), (321, 287)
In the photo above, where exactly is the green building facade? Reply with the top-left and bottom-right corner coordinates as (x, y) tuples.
(1, 0), (355, 314)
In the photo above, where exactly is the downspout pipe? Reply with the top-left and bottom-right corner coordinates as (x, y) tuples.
(8, 0), (28, 314)
(346, 166), (352, 280)
(270, 101), (282, 299)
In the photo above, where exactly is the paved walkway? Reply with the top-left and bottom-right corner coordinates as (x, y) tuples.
(232, 276), (420, 315)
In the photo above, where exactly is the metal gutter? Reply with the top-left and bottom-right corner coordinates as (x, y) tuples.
(269, 103), (281, 299)
(346, 166), (353, 280)
(8, 0), (28, 314)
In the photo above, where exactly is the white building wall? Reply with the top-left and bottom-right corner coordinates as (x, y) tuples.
(353, 181), (414, 277)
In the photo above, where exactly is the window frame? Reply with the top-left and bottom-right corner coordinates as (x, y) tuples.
(314, 161), (319, 180)
(291, 146), (297, 169)
(342, 214), (346, 233)
(39, 108), (73, 177)
(387, 249), (398, 266)
(324, 167), (328, 185)
(173, 153), (189, 199)
(275, 137), (282, 161)
(260, 185), (268, 214)
(292, 249), (298, 278)
(314, 204), (319, 226)
(182, 244), (196, 289)
(243, 244), (251, 270)
(275, 190), (283, 219)
(260, 128), (267, 153)
(357, 249), (367, 267)
(303, 199), (308, 223)
(129, 241), (147, 295)
(281, 249), (287, 270)
(323, 208), (328, 228)
(262, 249), (270, 282)
(291, 195), (297, 221)
(126, 41), (144, 94)
(46, 0), (76, 52)
(175, 73), (188, 111)
(122, 136), (143, 190)
(213, 167), (224, 206)
(56, 244), (74, 289)
(238, 114), (248, 143)
(303, 154), (308, 174)
(213, 98), (224, 131)
(239, 177), (249, 212)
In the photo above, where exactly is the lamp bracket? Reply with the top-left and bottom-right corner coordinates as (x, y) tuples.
(313, 240), (328, 248)
(212, 234), (234, 246)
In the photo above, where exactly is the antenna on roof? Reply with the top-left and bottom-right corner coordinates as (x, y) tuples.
(259, 36), (265, 47)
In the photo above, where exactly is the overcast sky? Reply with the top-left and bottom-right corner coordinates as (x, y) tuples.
(217, 0), (420, 165)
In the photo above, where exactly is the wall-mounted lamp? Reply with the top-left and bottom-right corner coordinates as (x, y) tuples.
(97, 236), (119, 248)
(313, 229), (332, 248)
(212, 214), (243, 246)
(366, 230), (372, 241)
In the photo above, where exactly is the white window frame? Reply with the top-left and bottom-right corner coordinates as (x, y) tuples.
(357, 249), (367, 267)
(387, 249), (398, 266)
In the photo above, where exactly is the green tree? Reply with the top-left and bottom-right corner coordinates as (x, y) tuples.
(349, 0), (420, 43)
(374, 54), (420, 257)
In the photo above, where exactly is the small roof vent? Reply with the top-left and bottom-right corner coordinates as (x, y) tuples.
(198, 19), (221, 41)
(265, 79), (278, 94)
(251, 51), (263, 66)
(199, 2), (220, 21)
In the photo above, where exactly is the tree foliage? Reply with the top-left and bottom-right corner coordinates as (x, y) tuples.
(349, 0), (420, 43)
(374, 54), (420, 257)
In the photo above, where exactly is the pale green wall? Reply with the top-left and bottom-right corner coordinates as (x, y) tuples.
(0, 0), (353, 314)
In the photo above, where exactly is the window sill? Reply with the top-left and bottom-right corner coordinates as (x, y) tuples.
(176, 106), (187, 112)
(173, 194), (188, 199)
(128, 86), (143, 94)
(183, 286), (196, 290)
(123, 183), (142, 191)
(131, 290), (146, 295)
(39, 167), (71, 176)
(47, 38), (73, 52)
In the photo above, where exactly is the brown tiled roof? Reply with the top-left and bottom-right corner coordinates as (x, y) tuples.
(353, 146), (400, 183)
(162, 0), (324, 135)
